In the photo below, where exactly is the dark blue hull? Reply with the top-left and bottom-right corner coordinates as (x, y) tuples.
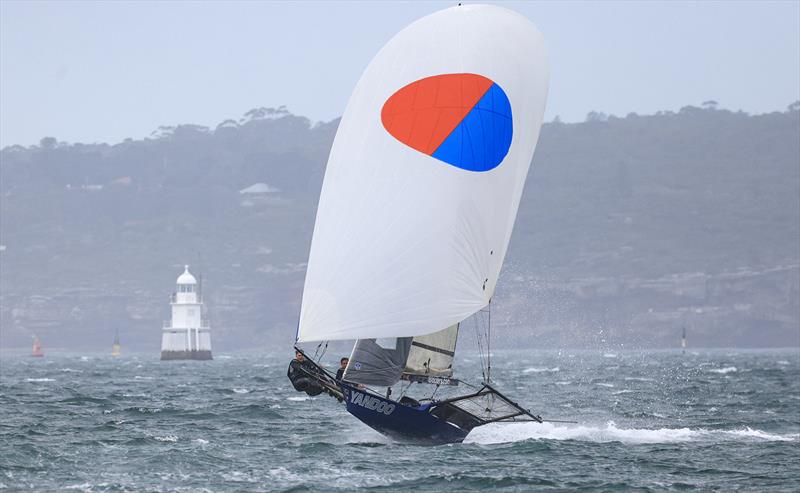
(340, 382), (469, 444)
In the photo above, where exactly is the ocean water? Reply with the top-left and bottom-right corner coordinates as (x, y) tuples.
(1, 349), (798, 492)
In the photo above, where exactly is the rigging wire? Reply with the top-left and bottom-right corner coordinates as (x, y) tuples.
(487, 300), (492, 383)
(429, 384), (441, 401)
(474, 315), (487, 382)
(313, 341), (329, 362)
(399, 379), (411, 398)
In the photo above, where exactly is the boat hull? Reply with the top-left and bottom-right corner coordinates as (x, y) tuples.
(340, 382), (468, 444)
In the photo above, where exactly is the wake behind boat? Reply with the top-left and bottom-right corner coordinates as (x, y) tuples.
(287, 4), (550, 444)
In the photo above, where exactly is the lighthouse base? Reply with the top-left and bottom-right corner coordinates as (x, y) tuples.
(161, 350), (213, 361)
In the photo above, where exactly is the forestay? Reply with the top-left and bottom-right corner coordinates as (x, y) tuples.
(297, 4), (549, 342)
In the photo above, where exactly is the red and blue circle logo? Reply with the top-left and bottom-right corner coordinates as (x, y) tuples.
(381, 73), (512, 172)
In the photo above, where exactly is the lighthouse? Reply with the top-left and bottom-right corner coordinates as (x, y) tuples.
(161, 265), (212, 360)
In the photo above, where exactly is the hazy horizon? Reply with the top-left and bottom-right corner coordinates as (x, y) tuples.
(2, 0), (798, 147)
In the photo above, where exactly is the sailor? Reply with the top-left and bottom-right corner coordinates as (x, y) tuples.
(335, 357), (349, 381)
(287, 350), (324, 396)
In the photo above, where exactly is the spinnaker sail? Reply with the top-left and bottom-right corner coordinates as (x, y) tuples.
(297, 4), (549, 343)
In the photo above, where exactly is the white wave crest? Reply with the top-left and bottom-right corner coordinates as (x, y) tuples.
(522, 367), (560, 373)
(232, 388), (249, 394)
(268, 467), (303, 482)
(464, 422), (799, 445)
(26, 378), (55, 382)
(708, 367), (737, 374)
(64, 482), (99, 492)
(287, 396), (311, 402)
(153, 435), (178, 442)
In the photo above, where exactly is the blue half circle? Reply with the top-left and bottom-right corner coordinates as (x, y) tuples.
(431, 83), (513, 172)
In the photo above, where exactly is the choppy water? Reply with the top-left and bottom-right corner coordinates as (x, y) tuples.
(1, 349), (798, 492)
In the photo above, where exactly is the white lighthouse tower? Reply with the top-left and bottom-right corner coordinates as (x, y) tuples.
(161, 265), (212, 360)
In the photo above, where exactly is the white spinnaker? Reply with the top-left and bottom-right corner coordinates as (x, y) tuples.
(298, 5), (549, 342)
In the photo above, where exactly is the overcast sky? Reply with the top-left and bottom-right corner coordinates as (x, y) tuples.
(1, 0), (798, 147)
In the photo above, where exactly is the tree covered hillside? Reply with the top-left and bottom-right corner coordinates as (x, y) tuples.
(1, 104), (797, 350)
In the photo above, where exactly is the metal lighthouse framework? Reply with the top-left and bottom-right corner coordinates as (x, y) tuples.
(161, 265), (212, 360)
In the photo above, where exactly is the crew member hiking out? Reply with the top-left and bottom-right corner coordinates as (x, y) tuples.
(287, 350), (324, 396)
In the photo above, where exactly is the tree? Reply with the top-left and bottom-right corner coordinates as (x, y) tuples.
(39, 137), (57, 150)
(702, 100), (718, 110)
(788, 101), (800, 112)
(586, 111), (608, 122)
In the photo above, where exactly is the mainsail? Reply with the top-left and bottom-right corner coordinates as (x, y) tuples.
(405, 324), (458, 377)
(296, 4), (548, 346)
(343, 324), (459, 386)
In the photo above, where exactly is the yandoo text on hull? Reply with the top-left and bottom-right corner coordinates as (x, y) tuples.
(287, 4), (550, 444)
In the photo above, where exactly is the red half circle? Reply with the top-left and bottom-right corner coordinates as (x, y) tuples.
(381, 73), (494, 156)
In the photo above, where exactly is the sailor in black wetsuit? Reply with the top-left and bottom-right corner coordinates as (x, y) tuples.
(335, 357), (349, 381)
(287, 350), (324, 396)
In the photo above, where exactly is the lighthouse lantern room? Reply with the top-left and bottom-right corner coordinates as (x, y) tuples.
(161, 265), (213, 360)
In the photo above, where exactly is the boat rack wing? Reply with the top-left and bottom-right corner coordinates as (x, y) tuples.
(430, 382), (542, 428)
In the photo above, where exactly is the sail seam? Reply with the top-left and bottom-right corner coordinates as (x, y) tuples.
(410, 340), (455, 357)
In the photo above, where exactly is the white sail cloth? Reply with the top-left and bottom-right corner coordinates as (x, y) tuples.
(297, 5), (549, 342)
(342, 324), (459, 386)
(342, 338), (412, 386)
(405, 324), (459, 377)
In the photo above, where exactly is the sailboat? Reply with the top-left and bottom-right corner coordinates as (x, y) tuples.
(112, 329), (121, 357)
(289, 4), (550, 444)
(681, 326), (687, 354)
(31, 336), (44, 357)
